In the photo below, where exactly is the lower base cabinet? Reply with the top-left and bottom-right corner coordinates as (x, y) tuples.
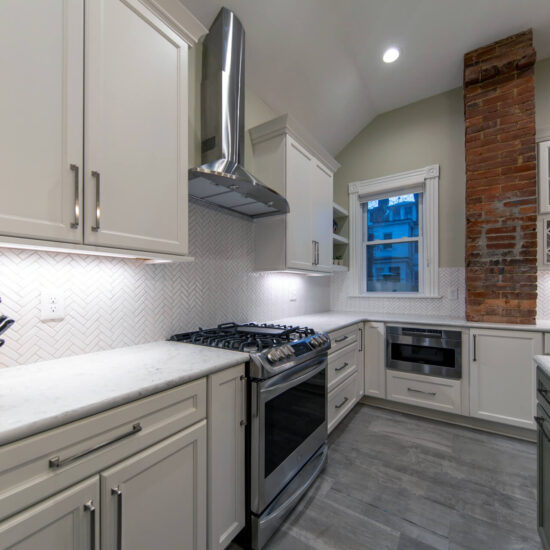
(470, 329), (542, 429)
(208, 365), (246, 550)
(327, 323), (364, 433)
(0, 477), (99, 550)
(101, 422), (207, 550)
(0, 369), (248, 550)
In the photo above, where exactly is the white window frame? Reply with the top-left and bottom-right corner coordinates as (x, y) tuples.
(348, 164), (439, 298)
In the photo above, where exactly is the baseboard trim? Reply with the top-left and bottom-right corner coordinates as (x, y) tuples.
(360, 396), (536, 442)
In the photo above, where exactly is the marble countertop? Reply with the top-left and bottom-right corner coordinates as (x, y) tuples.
(0, 341), (248, 446)
(269, 311), (550, 334)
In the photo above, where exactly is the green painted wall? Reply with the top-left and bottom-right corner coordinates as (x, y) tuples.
(334, 87), (466, 268)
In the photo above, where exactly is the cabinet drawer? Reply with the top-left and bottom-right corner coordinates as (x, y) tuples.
(328, 370), (358, 433)
(328, 344), (358, 392)
(329, 324), (358, 354)
(386, 371), (461, 414)
(0, 378), (206, 522)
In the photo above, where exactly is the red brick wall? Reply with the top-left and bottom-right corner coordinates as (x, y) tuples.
(464, 30), (537, 324)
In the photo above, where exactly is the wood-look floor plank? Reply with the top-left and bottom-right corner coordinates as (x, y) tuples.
(260, 403), (542, 550)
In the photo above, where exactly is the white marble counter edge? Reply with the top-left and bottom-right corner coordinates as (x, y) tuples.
(0, 347), (248, 447)
(271, 311), (550, 334)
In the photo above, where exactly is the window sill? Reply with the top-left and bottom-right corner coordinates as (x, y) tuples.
(348, 293), (442, 299)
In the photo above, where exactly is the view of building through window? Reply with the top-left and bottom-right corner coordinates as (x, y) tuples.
(364, 192), (421, 292)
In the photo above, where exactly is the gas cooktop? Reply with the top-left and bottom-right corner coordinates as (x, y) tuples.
(169, 322), (331, 379)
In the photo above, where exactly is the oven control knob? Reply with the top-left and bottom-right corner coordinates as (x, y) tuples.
(284, 344), (294, 356)
(320, 334), (328, 343)
(310, 338), (319, 348)
(267, 350), (279, 362)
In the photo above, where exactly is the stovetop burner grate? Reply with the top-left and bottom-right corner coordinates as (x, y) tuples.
(169, 322), (315, 352)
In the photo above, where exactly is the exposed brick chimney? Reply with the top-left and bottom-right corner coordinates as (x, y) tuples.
(464, 30), (537, 324)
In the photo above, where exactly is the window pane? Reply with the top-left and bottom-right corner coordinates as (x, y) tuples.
(366, 241), (419, 292)
(366, 193), (420, 241)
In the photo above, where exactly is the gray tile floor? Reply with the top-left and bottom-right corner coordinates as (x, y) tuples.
(262, 404), (542, 550)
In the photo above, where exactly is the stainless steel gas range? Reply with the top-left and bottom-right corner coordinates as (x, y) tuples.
(170, 322), (330, 549)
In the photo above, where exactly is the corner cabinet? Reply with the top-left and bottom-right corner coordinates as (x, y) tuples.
(0, 0), (201, 260)
(470, 328), (542, 429)
(249, 115), (340, 273)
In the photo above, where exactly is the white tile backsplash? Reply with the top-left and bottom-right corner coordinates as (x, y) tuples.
(330, 267), (466, 319)
(538, 270), (550, 321)
(0, 200), (330, 367)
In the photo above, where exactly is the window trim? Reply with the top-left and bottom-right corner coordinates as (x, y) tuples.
(348, 165), (439, 298)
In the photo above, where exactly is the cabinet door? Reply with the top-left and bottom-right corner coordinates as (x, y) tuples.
(364, 322), (386, 398)
(286, 137), (314, 270)
(0, 0), (83, 243)
(357, 326), (365, 398)
(539, 141), (550, 214)
(311, 162), (334, 272)
(85, 0), (189, 255)
(0, 477), (99, 550)
(208, 365), (246, 550)
(101, 422), (207, 550)
(470, 329), (542, 428)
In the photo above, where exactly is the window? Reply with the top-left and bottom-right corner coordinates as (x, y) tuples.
(348, 165), (439, 297)
(365, 192), (421, 292)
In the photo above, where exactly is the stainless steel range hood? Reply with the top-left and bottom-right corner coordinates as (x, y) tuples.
(189, 7), (289, 218)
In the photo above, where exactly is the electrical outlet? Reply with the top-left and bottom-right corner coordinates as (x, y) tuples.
(447, 286), (459, 301)
(289, 285), (297, 302)
(41, 289), (65, 321)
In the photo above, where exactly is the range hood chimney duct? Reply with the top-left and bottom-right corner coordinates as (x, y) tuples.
(188, 7), (289, 217)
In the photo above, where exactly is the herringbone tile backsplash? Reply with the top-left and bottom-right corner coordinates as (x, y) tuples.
(0, 201), (330, 368)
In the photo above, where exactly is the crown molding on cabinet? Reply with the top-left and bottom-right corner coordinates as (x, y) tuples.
(140, 0), (208, 45)
(249, 114), (341, 174)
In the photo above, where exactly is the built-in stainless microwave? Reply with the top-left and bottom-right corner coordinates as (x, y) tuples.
(386, 325), (462, 379)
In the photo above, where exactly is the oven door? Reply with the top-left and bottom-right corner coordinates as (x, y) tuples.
(386, 326), (462, 379)
(250, 354), (327, 514)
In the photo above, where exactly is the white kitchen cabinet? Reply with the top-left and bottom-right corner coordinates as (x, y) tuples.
(0, 0), (198, 260)
(0, 477), (99, 550)
(84, 0), (189, 255)
(364, 322), (386, 398)
(101, 421), (207, 550)
(0, 0), (84, 243)
(327, 323), (363, 433)
(208, 365), (246, 550)
(539, 140), (550, 214)
(250, 114), (340, 273)
(470, 328), (542, 429)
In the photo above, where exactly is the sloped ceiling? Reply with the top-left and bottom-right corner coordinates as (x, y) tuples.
(180, 0), (550, 156)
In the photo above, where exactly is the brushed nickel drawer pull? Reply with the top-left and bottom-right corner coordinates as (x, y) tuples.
(335, 362), (348, 372)
(335, 396), (349, 409)
(84, 500), (96, 550)
(407, 387), (436, 396)
(70, 164), (80, 229)
(334, 335), (348, 343)
(48, 422), (142, 469)
(111, 486), (123, 550)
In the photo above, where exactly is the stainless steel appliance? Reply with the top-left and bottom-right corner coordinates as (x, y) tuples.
(188, 8), (289, 218)
(536, 365), (550, 550)
(386, 325), (462, 379)
(170, 323), (330, 549)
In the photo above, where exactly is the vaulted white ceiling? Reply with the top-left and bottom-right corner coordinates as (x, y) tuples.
(180, 0), (550, 156)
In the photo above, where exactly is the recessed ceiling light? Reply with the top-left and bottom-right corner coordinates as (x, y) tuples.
(383, 47), (400, 63)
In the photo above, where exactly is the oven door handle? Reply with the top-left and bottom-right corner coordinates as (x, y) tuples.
(260, 359), (326, 401)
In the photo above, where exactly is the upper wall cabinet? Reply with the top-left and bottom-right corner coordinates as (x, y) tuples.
(0, 0), (84, 244)
(250, 115), (340, 273)
(539, 140), (550, 214)
(0, 0), (204, 260)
